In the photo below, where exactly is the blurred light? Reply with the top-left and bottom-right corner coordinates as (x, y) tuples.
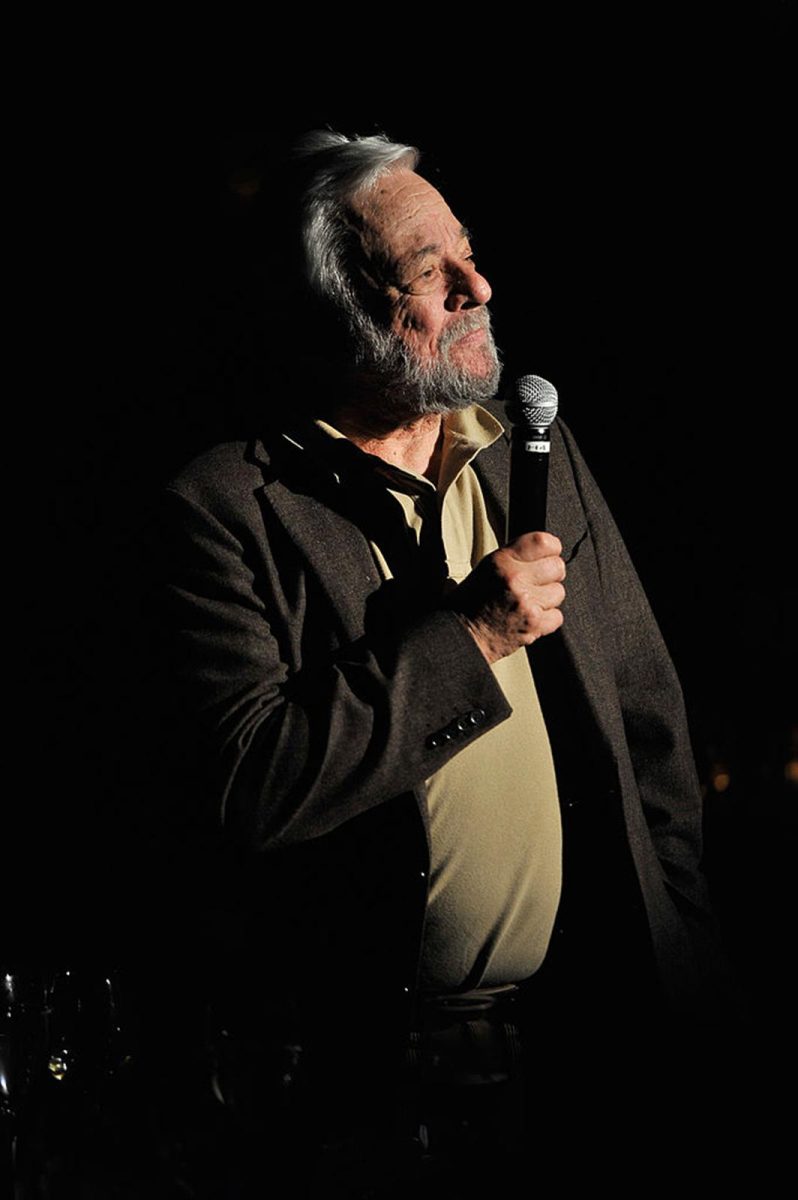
(48, 1053), (69, 1082)
(709, 763), (731, 793)
(786, 758), (798, 786)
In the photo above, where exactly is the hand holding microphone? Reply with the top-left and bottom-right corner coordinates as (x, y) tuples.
(449, 376), (565, 664)
(450, 530), (566, 664)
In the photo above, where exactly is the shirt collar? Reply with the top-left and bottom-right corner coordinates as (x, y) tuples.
(284, 405), (504, 497)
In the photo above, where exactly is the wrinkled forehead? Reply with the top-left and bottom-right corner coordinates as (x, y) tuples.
(347, 169), (463, 264)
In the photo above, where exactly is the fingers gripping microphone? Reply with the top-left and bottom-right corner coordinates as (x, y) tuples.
(505, 376), (559, 541)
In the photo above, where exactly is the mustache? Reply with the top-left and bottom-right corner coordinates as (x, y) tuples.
(437, 308), (493, 353)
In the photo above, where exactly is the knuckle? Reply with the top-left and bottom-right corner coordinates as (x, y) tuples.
(508, 572), (528, 600)
(537, 532), (562, 554)
(515, 532), (546, 558)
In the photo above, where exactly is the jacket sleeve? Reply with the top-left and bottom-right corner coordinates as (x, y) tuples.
(162, 483), (512, 852)
(556, 421), (713, 925)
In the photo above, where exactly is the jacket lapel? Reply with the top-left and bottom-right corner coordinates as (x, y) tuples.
(472, 405), (588, 563)
(474, 411), (620, 763)
(251, 433), (381, 645)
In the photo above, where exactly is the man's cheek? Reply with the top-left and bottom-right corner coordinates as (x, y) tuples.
(394, 323), (437, 363)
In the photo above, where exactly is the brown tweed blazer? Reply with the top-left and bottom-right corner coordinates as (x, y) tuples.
(164, 401), (722, 1031)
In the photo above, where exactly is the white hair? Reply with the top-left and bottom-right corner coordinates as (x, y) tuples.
(291, 130), (419, 308)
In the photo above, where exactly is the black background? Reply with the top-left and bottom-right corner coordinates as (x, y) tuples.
(27, 7), (796, 1027)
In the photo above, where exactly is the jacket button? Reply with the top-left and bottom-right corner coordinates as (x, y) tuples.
(469, 709), (486, 727)
(427, 734), (441, 749)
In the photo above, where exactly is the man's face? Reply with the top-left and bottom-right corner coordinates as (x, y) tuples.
(346, 170), (501, 415)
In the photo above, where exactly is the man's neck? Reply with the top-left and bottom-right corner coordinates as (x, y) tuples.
(331, 407), (445, 483)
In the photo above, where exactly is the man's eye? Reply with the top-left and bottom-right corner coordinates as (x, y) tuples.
(400, 266), (440, 295)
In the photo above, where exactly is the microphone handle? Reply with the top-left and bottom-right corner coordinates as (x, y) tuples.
(507, 424), (551, 541)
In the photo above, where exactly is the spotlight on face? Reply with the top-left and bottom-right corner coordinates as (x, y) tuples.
(345, 169), (503, 419)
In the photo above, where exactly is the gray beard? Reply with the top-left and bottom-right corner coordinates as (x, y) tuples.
(347, 307), (503, 420)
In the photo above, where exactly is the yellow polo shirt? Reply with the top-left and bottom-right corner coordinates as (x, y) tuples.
(315, 405), (562, 992)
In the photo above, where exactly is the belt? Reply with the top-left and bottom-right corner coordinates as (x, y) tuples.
(406, 985), (523, 1086)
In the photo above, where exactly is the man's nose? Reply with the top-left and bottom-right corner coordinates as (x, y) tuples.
(444, 263), (492, 312)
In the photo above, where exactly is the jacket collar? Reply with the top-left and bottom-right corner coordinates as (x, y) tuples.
(249, 401), (588, 633)
(250, 426), (382, 644)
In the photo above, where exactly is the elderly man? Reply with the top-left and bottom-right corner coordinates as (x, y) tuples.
(164, 131), (726, 1191)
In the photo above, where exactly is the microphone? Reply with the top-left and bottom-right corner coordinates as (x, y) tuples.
(505, 375), (559, 541)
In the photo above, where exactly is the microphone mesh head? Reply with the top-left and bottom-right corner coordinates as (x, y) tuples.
(505, 375), (559, 428)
